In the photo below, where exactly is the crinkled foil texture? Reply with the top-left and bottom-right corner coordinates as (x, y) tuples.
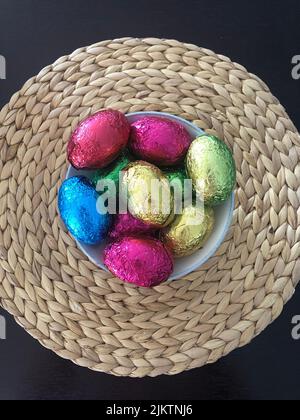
(130, 116), (191, 166)
(104, 236), (174, 287)
(58, 176), (111, 244)
(91, 150), (132, 190)
(109, 213), (156, 240)
(161, 204), (215, 257)
(186, 135), (236, 206)
(121, 161), (174, 227)
(67, 109), (130, 169)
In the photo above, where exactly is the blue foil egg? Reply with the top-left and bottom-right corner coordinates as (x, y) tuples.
(58, 176), (111, 245)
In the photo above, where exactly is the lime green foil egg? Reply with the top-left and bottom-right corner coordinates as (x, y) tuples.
(186, 135), (236, 206)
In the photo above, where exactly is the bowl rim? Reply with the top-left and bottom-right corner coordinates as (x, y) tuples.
(66, 111), (235, 281)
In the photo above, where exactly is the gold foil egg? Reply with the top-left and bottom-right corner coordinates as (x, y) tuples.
(186, 135), (236, 206)
(121, 161), (173, 227)
(161, 204), (215, 257)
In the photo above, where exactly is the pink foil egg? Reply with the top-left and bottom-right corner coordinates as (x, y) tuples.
(129, 116), (192, 167)
(109, 213), (156, 240)
(104, 236), (174, 287)
(67, 109), (130, 170)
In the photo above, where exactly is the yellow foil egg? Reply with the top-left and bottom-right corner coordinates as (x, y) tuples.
(161, 204), (215, 257)
(121, 161), (174, 227)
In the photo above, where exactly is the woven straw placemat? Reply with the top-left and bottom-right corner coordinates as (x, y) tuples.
(0, 37), (300, 377)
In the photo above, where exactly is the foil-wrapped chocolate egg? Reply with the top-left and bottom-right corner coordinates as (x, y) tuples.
(104, 236), (174, 287)
(129, 116), (191, 167)
(109, 213), (156, 240)
(186, 134), (236, 206)
(165, 167), (188, 188)
(161, 204), (215, 257)
(67, 109), (130, 170)
(121, 161), (174, 227)
(165, 167), (191, 214)
(58, 176), (111, 244)
(91, 150), (132, 191)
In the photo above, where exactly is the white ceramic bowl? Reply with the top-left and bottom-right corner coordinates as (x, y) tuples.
(66, 111), (235, 281)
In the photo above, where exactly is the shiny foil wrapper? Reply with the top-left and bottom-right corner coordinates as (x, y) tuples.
(108, 213), (157, 240)
(67, 109), (130, 170)
(130, 116), (191, 167)
(161, 204), (215, 257)
(104, 236), (174, 287)
(165, 167), (188, 187)
(186, 135), (236, 206)
(58, 176), (111, 245)
(165, 167), (194, 216)
(121, 161), (174, 227)
(91, 150), (132, 190)
(165, 167), (189, 203)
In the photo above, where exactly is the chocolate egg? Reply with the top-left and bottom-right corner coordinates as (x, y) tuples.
(186, 134), (236, 206)
(164, 167), (192, 215)
(161, 204), (215, 257)
(91, 150), (132, 191)
(129, 116), (191, 167)
(58, 176), (111, 244)
(104, 236), (174, 287)
(109, 213), (156, 240)
(165, 167), (188, 187)
(67, 109), (130, 170)
(121, 161), (174, 227)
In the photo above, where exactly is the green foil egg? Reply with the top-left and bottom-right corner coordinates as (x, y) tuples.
(165, 167), (188, 188)
(164, 167), (192, 214)
(161, 204), (215, 257)
(91, 150), (132, 191)
(186, 135), (236, 206)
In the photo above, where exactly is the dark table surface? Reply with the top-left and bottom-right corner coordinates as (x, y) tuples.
(0, 0), (300, 401)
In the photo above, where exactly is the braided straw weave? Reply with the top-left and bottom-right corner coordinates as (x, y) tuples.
(0, 38), (299, 377)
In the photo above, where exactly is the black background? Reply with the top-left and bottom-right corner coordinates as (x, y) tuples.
(0, 0), (300, 401)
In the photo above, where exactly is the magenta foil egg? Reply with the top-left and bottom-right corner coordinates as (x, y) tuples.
(104, 236), (174, 287)
(109, 213), (156, 240)
(67, 109), (130, 170)
(129, 116), (192, 167)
